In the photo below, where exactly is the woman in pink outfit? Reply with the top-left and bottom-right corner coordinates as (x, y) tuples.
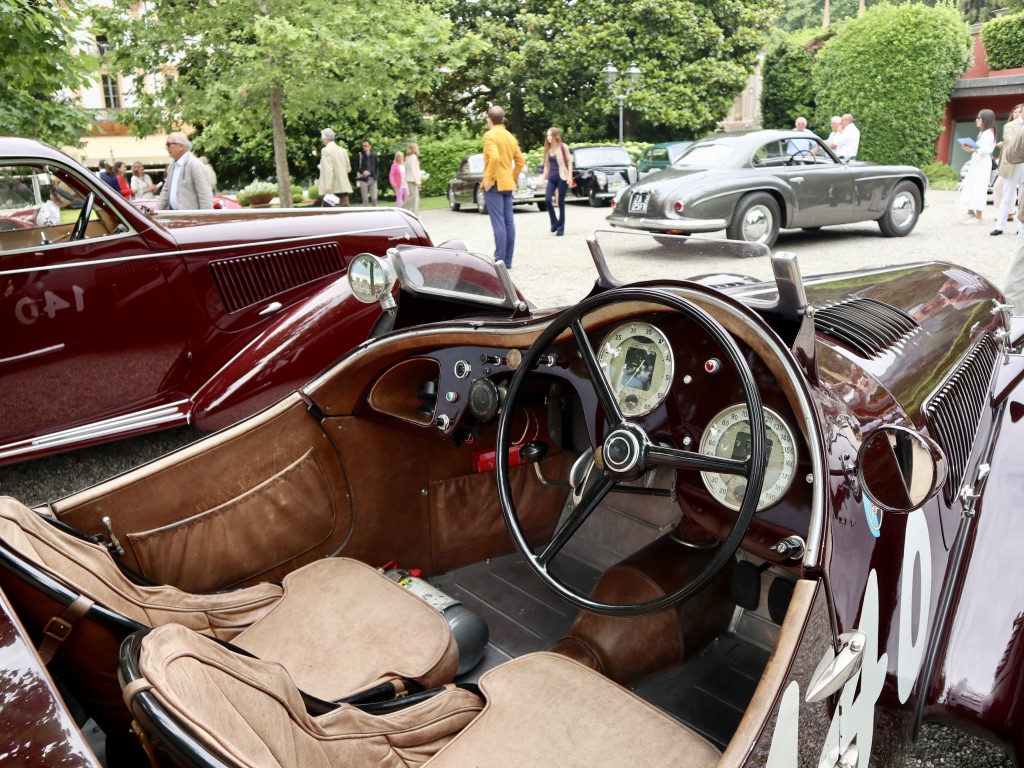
(389, 151), (409, 208)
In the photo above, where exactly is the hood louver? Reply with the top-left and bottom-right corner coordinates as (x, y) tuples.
(813, 298), (921, 359)
(210, 243), (344, 313)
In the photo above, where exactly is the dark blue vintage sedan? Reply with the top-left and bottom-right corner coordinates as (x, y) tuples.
(608, 130), (927, 248)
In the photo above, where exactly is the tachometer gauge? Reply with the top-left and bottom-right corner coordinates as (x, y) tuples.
(699, 404), (797, 512)
(597, 323), (675, 416)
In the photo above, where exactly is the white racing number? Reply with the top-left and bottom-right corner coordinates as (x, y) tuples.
(15, 287), (85, 325)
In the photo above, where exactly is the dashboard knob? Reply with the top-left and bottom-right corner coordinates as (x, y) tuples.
(469, 378), (500, 421)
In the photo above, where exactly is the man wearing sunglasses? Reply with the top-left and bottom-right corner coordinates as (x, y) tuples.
(155, 132), (214, 210)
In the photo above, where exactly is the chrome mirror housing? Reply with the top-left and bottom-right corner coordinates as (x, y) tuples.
(348, 253), (397, 310)
(857, 426), (946, 513)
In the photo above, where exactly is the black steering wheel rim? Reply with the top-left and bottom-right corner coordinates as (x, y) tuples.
(70, 192), (95, 241)
(496, 287), (766, 617)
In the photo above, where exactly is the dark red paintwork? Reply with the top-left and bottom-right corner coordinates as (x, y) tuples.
(0, 137), (433, 465)
(0, 587), (100, 767)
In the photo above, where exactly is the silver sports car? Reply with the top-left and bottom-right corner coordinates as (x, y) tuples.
(608, 130), (927, 249)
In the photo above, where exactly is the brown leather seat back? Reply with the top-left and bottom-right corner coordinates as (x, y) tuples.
(125, 624), (483, 768)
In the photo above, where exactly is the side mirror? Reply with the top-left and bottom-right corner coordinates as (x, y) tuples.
(857, 426), (946, 513)
(348, 253), (396, 310)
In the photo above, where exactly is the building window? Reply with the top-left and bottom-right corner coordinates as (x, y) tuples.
(102, 75), (121, 110)
(95, 34), (109, 55)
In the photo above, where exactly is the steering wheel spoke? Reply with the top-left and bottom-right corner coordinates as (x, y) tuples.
(647, 444), (748, 475)
(537, 472), (615, 567)
(496, 287), (766, 617)
(570, 318), (624, 427)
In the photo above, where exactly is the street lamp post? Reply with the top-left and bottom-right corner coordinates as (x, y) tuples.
(602, 62), (641, 145)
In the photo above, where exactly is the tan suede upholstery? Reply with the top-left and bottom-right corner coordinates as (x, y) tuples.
(129, 624), (719, 768)
(0, 497), (458, 701)
(426, 653), (721, 767)
(129, 623), (484, 768)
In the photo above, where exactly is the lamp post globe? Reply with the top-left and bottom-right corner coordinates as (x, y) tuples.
(602, 62), (641, 145)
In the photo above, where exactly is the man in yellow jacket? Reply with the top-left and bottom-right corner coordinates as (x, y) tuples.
(482, 106), (525, 267)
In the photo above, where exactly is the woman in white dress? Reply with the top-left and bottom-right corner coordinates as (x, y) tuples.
(959, 109), (996, 223)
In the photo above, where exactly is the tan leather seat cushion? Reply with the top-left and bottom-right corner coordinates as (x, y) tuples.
(0, 498), (458, 701)
(131, 623), (484, 768)
(233, 558), (460, 700)
(426, 652), (721, 768)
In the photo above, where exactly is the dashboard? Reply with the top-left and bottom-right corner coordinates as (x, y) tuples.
(362, 310), (814, 562)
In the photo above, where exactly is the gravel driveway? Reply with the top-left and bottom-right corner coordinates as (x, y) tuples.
(0, 189), (1015, 767)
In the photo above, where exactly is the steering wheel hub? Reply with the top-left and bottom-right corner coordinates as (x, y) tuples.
(602, 424), (647, 479)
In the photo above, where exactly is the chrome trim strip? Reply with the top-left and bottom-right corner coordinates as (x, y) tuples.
(0, 344), (64, 365)
(0, 400), (191, 461)
(606, 213), (727, 231)
(0, 224), (417, 278)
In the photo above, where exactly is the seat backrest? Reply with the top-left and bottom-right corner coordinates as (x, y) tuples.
(0, 497), (282, 638)
(123, 624), (484, 768)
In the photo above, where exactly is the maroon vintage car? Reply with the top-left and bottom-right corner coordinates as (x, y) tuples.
(0, 233), (1021, 767)
(0, 136), (441, 465)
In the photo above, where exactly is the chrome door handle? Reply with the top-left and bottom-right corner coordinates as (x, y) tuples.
(805, 630), (865, 703)
(258, 301), (283, 317)
(791, 177), (804, 183)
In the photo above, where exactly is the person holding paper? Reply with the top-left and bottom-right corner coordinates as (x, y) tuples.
(958, 109), (996, 223)
(992, 104), (1024, 236)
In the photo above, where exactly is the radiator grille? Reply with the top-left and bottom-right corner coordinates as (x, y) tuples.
(924, 334), (998, 504)
(209, 243), (344, 313)
(814, 298), (921, 359)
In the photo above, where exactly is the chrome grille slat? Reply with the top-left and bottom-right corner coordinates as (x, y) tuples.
(209, 243), (344, 313)
(924, 334), (998, 503)
(814, 298), (920, 359)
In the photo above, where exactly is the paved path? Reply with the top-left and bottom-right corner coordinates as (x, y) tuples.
(422, 189), (1016, 310)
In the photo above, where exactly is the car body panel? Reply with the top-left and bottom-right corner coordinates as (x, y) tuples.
(1, 235), (1022, 767)
(570, 145), (637, 203)
(446, 153), (543, 210)
(608, 130), (927, 243)
(637, 141), (693, 178)
(0, 137), (433, 465)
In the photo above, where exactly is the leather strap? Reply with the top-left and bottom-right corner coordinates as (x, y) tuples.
(38, 594), (94, 664)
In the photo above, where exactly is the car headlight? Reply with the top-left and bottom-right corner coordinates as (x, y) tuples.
(596, 171), (608, 186)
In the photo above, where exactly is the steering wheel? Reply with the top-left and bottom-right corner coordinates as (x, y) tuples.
(496, 287), (766, 617)
(788, 149), (814, 165)
(70, 192), (95, 241)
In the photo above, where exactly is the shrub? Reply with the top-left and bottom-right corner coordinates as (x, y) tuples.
(308, 184), (320, 200)
(920, 161), (960, 189)
(812, 3), (972, 166)
(982, 11), (1024, 71)
(761, 28), (834, 132)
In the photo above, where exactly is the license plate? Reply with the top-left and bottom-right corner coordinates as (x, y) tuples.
(629, 191), (649, 214)
(514, 189), (531, 199)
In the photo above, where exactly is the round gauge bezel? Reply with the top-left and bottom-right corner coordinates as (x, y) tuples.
(596, 322), (675, 417)
(698, 404), (798, 512)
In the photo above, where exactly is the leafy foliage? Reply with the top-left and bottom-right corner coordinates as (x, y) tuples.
(760, 28), (834, 132)
(812, 2), (972, 165)
(97, 0), (466, 203)
(981, 11), (1024, 70)
(428, 0), (780, 148)
(920, 161), (960, 188)
(0, 0), (95, 147)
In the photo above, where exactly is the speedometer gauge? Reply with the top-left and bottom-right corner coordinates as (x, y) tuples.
(597, 323), (675, 416)
(699, 405), (797, 512)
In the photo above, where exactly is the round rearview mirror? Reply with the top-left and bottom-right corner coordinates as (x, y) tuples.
(857, 426), (946, 513)
(348, 253), (396, 305)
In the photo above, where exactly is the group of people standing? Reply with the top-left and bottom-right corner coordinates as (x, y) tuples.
(317, 130), (422, 214)
(957, 106), (1024, 233)
(479, 106), (575, 268)
(788, 114), (859, 161)
(98, 132), (218, 211)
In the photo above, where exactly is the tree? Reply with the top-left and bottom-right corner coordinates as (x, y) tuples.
(760, 28), (834, 131)
(98, 0), (466, 205)
(812, 2), (972, 166)
(0, 0), (95, 148)
(428, 0), (780, 148)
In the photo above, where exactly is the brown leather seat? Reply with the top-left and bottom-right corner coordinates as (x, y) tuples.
(0, 497), (458, 740)
(123, 624), (721, 768)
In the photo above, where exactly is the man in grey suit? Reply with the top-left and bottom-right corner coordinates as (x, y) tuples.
(155, 132), (214, 210)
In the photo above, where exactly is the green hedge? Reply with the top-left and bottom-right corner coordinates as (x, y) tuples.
(760, 28), (834, 132)
(812, 3), (972, 167)
(982, 11), (1024, 71)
